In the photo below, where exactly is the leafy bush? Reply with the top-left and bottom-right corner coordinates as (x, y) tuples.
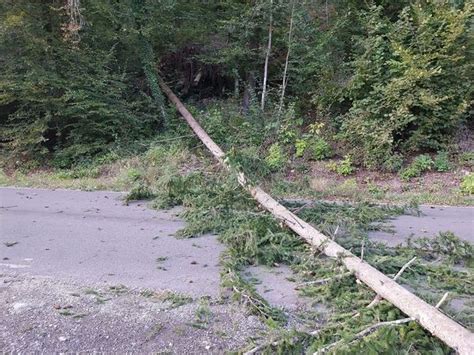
(460, 174), (474, 195)
(294, 139), (307, 158)
(265, 143), (286, 172)
(382, 153), (404, 173)
(310, 138), (332, 161)
(458, 152), (474, 168)
(126, 168), (142, 182)
(433, 152), (451, 172)
(228, 146), (271, 180)
(126, 184), (154, 202)
(339, 3), (471, 168)
(413, 155), (434, 171)
(399, 155), (433, 181)
(328, 155), (355, 176)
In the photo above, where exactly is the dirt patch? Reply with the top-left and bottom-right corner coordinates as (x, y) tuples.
(288, 159), (473, 205)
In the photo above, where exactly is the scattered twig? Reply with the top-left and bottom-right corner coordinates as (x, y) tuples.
(291, 201), (314, 214)
(327, 291), (450, 353)
(435, 292), (449, 309)
(4, 241), (19, 247)
(393, 256), (418, 281)
(232, 286), (269, 317)
(244, 340), (279, 355)
(246, 327), (325, 355)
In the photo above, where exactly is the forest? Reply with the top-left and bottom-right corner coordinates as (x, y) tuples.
(1, 0), (472, 173)
(0, 0), (473, 354)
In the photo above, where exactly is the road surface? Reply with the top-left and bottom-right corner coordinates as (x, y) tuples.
(0, 187), (264, 353)
(1, 187), (472, 352)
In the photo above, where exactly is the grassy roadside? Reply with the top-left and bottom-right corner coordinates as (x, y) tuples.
(0, 142), (206, 194)
(2, 151), (472, 207)
(265, 165), (474, 207)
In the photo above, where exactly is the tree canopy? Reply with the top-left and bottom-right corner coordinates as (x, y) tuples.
(0, 0), (472, 169)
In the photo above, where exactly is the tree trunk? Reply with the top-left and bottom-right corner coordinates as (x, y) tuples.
(157, 77), (474, 355)
(260, 0), (273, 112)
(242, 71), (255, 114)
(278, 0), (295, 114)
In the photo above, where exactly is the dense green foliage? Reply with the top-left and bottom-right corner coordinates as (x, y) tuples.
(340, 3), (472, 167)
(1, 0), (471, 170)
(0, 1), (165, 166)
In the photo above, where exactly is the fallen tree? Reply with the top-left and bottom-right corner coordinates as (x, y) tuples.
(157, 77), (473, 354)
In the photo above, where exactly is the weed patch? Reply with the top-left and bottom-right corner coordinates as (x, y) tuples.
(158, 291), (193, 309)
(460, 173), (474, 195)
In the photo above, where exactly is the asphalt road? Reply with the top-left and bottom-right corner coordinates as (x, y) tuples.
(0, 187), (224, 297)
(369, 205), (474, 246)
(1, 187), (472, 290)
(1, 187), (472, 352)
(1, 187), (268, 353)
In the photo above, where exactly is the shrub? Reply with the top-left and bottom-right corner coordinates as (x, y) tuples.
(382, 153), (404, 173)
(413, 155), (434, 171)
(310, 138), (332, 161)
(460, 174), (474, 195)
(265, 143), (286, 172)
(126, 183), (154, 202)
(126, 168), (142, 182)
(339, 4), (471, 168)
(294, 139), (307, 158)
(433, 152), (451, 172)
(399, 155), (433, 181)
(229, 146), (271, 179)
(328, 155), (355, 176)
(458, 152), (474, 168)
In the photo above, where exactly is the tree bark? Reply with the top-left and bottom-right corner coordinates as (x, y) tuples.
(278, 0), (295, 114)
(242, 71), (255, 114)
(260, 0), (273, 112)
(157, 77), (474, 355)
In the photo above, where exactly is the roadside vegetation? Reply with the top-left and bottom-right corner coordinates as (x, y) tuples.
(1, 1), (472, 203)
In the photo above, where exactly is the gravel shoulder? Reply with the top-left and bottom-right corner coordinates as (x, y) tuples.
(0, 273), (265, 353)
